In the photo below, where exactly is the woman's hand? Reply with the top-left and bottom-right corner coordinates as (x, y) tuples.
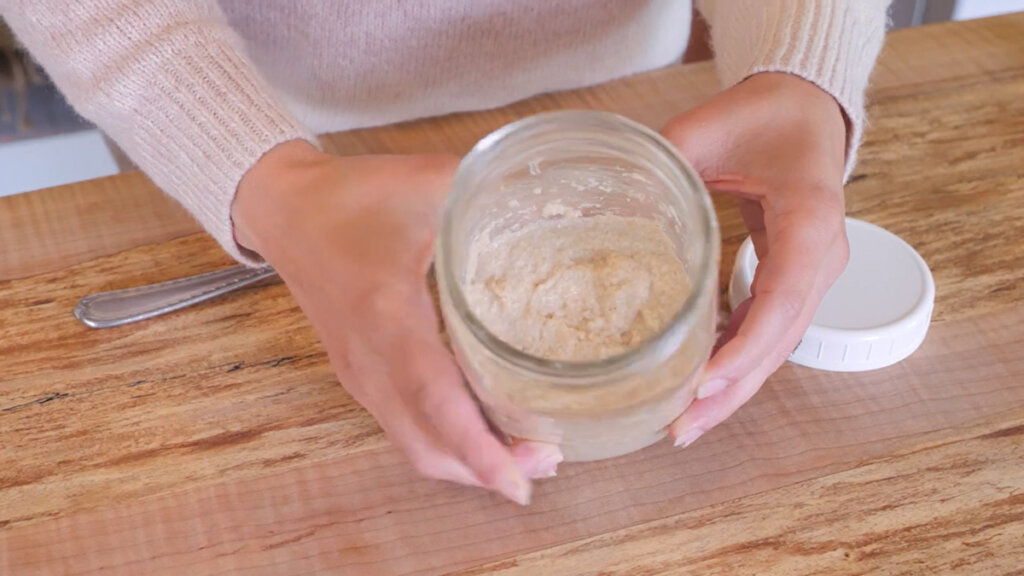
(232, 141), (561, 505)
(661, 72), (851, 447)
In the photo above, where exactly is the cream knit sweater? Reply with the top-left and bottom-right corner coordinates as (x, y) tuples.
(1, 1), (888, 264)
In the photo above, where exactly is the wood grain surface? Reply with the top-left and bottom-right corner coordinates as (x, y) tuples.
(0, 172), (198, 281)
(2, 13), (1024, 576)
(457, 415), (1024, 576)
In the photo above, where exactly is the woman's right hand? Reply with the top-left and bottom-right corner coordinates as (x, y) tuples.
(232, 140), (561, 505)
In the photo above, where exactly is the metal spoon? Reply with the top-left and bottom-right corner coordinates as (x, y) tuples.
(73, 266), (279, 328)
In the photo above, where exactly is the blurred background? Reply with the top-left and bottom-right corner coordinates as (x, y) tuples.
(2, 0), (1022, 197)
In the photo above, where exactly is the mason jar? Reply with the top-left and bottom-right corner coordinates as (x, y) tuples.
(436, 111), (719, 462)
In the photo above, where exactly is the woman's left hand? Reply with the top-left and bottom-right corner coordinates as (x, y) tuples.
(661, 72), (851, 448)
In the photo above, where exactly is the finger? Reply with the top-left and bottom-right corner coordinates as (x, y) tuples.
(713, 297), (752, 355)
(668, 363), (769, 447)
(670, 202), (844, 445)
(470, 388), (563, 479)
(405, 336), (532, 505)
(738, 198), (768, 260)
(383, 412), (484, 488)
(674, 280), (811, 431)
(510, 440), (563, 479)
(348, 359), (492, 490)
(711, 201), (843, 383)
(337, 335), (481, 487)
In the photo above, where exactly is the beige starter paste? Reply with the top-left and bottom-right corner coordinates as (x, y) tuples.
(464, 207), (690, 362)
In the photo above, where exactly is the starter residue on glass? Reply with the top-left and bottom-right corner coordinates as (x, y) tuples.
(464, 204), (690, 362)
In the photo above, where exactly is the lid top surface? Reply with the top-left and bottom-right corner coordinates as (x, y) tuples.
(812, 219), (930, 331)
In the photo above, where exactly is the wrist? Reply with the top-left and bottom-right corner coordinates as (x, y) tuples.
(744, 72), (850, 151)
(232, 139), (329, 258)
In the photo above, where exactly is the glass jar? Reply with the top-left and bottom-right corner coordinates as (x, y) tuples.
(436, 111), (719, 462)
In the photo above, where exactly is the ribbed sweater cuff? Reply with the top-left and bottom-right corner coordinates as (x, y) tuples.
(3, 2), (318, 266)
(698, 0), (888, 179)
(119, 33), (319, 266)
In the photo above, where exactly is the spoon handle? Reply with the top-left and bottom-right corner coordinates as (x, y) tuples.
(73, 266), (279, 328)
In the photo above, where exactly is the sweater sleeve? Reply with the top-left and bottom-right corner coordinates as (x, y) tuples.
(0, 0), (318, 265)
(696, 0), (890, 177)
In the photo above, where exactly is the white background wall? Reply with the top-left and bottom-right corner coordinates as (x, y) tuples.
(954, 0), (1024, 19)
(0, 130), (118, 197)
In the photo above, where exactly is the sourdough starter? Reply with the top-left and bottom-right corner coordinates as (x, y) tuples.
(464, 211), (689, 362)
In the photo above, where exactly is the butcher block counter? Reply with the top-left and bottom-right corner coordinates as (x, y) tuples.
(2, 13), (1022, 576)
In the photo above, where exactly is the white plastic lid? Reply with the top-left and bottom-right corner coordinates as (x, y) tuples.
(728, 217), (935, 372)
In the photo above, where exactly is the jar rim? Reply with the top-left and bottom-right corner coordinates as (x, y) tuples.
(436, 110), (720, 380)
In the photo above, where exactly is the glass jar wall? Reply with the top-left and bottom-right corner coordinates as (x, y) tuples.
(436, 111), (719, 462)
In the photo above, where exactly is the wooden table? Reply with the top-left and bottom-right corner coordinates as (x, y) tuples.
(2, 14), (1023, 576)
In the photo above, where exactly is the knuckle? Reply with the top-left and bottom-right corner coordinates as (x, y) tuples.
(411, 378), (445, 417)
(661, 118), (690, 150)
(363, 282), (415, 321)
(408, 365), (460, 416)
(474, 462), (505, 489)
(811, 185), (845, 212)
(408, 453), (442, 479)
(399, 345), (466, 423)
(796, 178), (843, 202)
(414, 155), (459, 177)
(832, 234), (851, 275)
(769, 288), (807, 322)
(770, 338), (800, 368)
(409, 345), (462, 387)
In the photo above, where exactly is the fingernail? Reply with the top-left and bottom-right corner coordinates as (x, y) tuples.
(697, 378), (729, 399)
(533, 451), (563, 479)
(674, 427), (705, 448)
(498, 469), (532, 506)
(531, 443), (563, 466)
